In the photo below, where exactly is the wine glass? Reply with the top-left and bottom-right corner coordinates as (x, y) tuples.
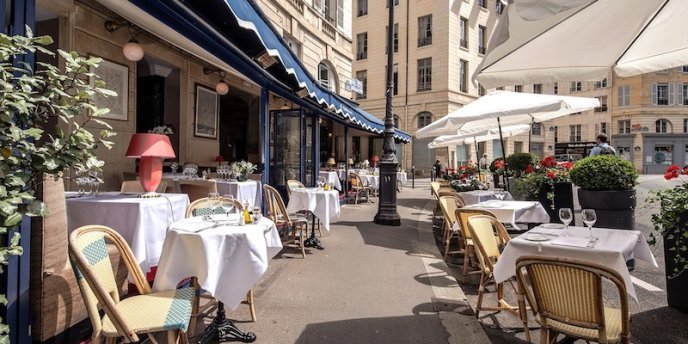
(252, 206), (262, 223)
(581, 209), (597, 246)
(170, 162), (179, 174)
(494, 190), (505, 201)
(206, 192), (220, 220)
(558, 208), (572, 235)
(221, 194), (236, 221)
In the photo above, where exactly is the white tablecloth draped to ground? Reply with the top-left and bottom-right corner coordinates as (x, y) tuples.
(494, 226), (658, 301)
(216, 180), (262, 208)
(463, 200), (549, 230)
(152, 215), (282, 310)
(286, 188), (341, 230)
(459, 190), (513, 205)
(65, 192), (189, 273)
(362, 175), (380, 190)
(318, 171), (342, 190)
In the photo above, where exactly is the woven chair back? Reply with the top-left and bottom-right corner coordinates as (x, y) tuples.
(178, 179), (218, 202)
(466, 215), (510, 272)
(439, 195), (464, 228)
(430, 181), (441, 197)
(264, 184), (291, 224)
(286, 179), (305, 196)
(455, 208), (497, 240)
(515, 256), (629, 342)
(186, 196), (244, 218)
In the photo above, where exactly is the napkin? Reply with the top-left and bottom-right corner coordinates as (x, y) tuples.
(550, 236), (590, 248)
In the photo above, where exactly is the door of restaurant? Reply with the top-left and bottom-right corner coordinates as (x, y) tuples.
(269, 109), (316, 200)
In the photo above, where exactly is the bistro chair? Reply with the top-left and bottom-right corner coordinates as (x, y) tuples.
(466, 215), (519, 320)
(348, 173), (373, 204)
(185, 196), (244, 218)
(515, 256), (630, 344)
(453, 208), (499, 277)
(68, 225), (193, 344)
(178, 179), (218, 203)
(433, 187), (456, 219)
(286, 179), (305, 197)
(120, 180), (168, 194)
(438, 195), (465, 255)
(264, 184), (309, 259)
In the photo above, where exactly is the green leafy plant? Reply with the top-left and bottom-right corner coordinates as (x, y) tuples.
(512, 172), (545, 201)
(568, 155), (638, 191)
(450, 178), (488, 192)
(506, 152), (539, 178)
(0, 28), (114, 340)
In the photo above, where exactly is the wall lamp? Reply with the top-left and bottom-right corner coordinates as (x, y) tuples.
(105, 20), (144, 62)
(203, 68), (230, 95)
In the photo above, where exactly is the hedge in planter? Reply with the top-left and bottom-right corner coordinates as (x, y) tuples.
(506, 152), (539, 178)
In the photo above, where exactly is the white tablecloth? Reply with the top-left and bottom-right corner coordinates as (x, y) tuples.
(152, 216), (282, 310)
(286, 188), (341, 230)
(216, 180), (262, 208)
(494, 226), (658, 300)
(459, 190), (513, 205)
(318, 171), (342, 190)
(464, 200), (550, 230)
(397, 172), (408, 186)
(66, 192), (189, 273)
(362, 175), (380, 189)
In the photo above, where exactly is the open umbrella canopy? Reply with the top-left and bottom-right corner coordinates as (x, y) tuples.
(475, 0), (688, 88)
(415, 91), (599, 139)
(428, 124), (531, 149)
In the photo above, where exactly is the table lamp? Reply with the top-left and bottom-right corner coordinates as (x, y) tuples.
(126, 133), (176, 196)
(326, 157), (336, 171)
(347, 158), (354, 167)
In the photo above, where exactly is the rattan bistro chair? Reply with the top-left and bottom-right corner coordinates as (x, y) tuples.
(286, 179), (305, 196)
(515, 256), (630, 344)
(348, 173), (373, 204)
(453, 208), (499, 277)
(264, 184), (309, 258)
(438, 195), (465, 254)
(69, 226), (193, 344)
(466, 215), (518, 320)
(185, 196), (244, 218)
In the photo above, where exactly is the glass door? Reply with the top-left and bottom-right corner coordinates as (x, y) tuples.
(270, 109), (302, 199)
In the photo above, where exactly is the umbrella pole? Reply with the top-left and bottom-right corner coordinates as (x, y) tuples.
(498, 117), (509, 191)
(528, 117), (533, 153)
(474, 136), (479, 164)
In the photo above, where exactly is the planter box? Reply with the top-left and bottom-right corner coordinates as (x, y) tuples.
(664, 214), (688, 313)
(578, 189), (636, 230)
(538, 182), (575, 225)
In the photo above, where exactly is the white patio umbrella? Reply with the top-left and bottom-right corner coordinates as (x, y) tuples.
(475, 0), (688, 88)
(428, 124), (531, 163)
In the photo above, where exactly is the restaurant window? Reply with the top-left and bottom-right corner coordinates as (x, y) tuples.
(418, 15), (433, 47)
(357, 0), (368, 16)
(459, 59), (468, 93)
(318, 62), (334, 91)
(618, 85), (631, 107)
(460, 17), (468, 49)
(478, 25), (486, 55)
(600, 122), (608, 134)
(356, 32), (368, 60)
(417, 112), (432, 129)
(656, 119), (671, 133)
(514, 85), (522, 93)
(553, 82), (558, 94)
(618, 120), (631, 134)
(654, 144), (673, 165)
(533, 84), (542, 94)
(417, 58), (432, 92)
(570, 81), (582, 92)
(554, 126), (559, 143)
(594, 78), (608, 89)
(531, 123), (542, 136)
(569, 125), (581, 142)
(386, 23), (399, 53)
(356, 70), (367, 100)
(653, 83), (670, 105)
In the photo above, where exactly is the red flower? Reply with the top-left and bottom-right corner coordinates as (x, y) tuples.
(541, 156), (558, 168)
(683, 166), (688, 175)
(494, 160), (504, 169)
(560, 162), (574, 171)
(665, 171), (675, 180)
(667, 164), (680, 173)
(547, 171), (556, 179)
(525, 164), (534, 174)
(215, 155), (225, 162)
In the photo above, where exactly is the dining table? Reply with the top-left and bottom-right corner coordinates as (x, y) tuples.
(318, 171), (342, 190)
(286, 187), (341, 249)
(463, 200), (550, 230)
(153, 214), (282, 343)
(65, 192), (189, 274)
(215, 179), (263, 207)
(458, 190), (513, 205)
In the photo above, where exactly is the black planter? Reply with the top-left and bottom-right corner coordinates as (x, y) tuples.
(538, 182), (575, 225)
(577, 189), (636, 231)
(492, 174), (501, 189)
(664, 215), (688, 313)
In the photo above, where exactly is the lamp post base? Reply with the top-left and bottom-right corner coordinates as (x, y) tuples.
(374, 161), (401, 226)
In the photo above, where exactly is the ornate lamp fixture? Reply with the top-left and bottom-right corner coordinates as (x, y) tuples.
(105, 20), (144, 62)
(203, 68), (230, 95)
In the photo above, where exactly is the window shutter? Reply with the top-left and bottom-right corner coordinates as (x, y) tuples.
(669, 83), (675, 105)
(678, 83), (684, 105)
(652, 83), (657, 105)
(337, 0), (344, 29)
(617, 87), (623, 106)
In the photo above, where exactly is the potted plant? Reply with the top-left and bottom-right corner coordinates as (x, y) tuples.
(569, 155), (638, 229)
(506, 153), (539, 192)
(489, 158), (505, 188)
(230, 160), (257, 181)
(648, 165), (688, 312)
(512, 156), (575, 223)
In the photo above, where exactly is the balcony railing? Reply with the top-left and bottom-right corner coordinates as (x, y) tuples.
(356, 51), (367, 60)
(594, 105), (608, 112)
(288, 0), (304, 13)
(322, 19), (336, 39)
(418, 36), (432, 47)
(657, 99), (669, 105)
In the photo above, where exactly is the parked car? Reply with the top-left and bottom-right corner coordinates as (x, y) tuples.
(554, 154), (584, 164)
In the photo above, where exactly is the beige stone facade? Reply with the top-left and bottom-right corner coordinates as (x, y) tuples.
(352, 0), (499, 174)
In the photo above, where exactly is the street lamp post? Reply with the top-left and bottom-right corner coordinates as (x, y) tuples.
(374, 0), (401, 226)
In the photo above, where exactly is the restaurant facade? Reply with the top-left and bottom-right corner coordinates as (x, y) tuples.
(2, 0), (410, 342)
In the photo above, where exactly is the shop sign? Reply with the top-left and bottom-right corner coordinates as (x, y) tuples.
(345, 79), (364, 94)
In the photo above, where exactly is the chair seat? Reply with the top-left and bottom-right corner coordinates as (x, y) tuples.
(536, 307), (623, 343)
(101, 288), (194, 336)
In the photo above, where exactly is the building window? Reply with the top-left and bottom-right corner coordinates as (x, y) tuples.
(318, 62), (334, 91)
(459, 59), (468, 93)
(531, 123), (542, 136)
(554, 126), (559, 143)
(417, 112), (432, 129)
(514, 141), (523, 153)
(479, 0), (487, 8)
(533, 84), (542, 94)
(595, 96), (608, 112)
(569, 125), (582, 142)
(357, 0), (368, 16)
(682, 65), (688, 73)
(618, 85), (631, 107)
(654, 144), (673, 165)
(393, 64), (399, 95)
(478, 25), (486, 55)
(514, 85), (522, 93)
(496, 86), (504, 91)
(417, 58), (432, 92)
(553, 82), (558, 94)
(284, 35), (302, 58)
(682, 83), (688, 105)
(386, 0), (399, 7)
(418, 15), (433, 47)
(393, 115), (400, 128)
(653, 83), (671, 105)
(685, 118), (688, 133)
(478, 84), (486, 96)
(570, 81), (582, 92)
(386, 24), (399, 53)
(496, 0), (505, 14)
(594, 78), (608, 89)
(356, 33), (368, 60)
(618, 119), (631, 134)
(460, 17), (468, 49)
(656, 119), (671, 133)
(355, 70), (367, 99)
(600, 122), (608, 134)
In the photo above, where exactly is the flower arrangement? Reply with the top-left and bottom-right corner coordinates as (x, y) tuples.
(513, 156), (574, 205)
(489, 158), (506, 175)
(648, 164), (688, 277)
(215, 155), (225, 163)
(442, 164), (478, 181)
(230, 160), (257, 181)
(506, 152), (539, 177)
(450, 178), (488, 193)
(148, 125), (175, 135)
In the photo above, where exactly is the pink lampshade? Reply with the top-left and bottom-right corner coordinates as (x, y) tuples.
(126, 133), (175, 159)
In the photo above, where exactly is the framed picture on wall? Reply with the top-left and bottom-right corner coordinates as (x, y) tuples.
(89, 57), (129, 121)
(194, 84), (219, 139)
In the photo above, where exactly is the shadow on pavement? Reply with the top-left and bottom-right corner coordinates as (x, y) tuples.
(631, 306), (688, 344)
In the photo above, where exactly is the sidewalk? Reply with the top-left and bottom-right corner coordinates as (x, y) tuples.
(194, 179), (490, 343)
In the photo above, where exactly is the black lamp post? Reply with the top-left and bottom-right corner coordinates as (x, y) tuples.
(374, 0), (401, 226)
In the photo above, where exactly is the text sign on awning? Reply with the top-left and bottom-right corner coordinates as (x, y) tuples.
(345, 79), (363, 94)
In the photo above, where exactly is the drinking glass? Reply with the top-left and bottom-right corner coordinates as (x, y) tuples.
(221, 194), (236, 220)
(581, 209), (597, 245)
(206, 192), (220, 220)
(494, 190), (505, 201)
(558, 208), (572, 235)
(252, 206), (262, 222)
